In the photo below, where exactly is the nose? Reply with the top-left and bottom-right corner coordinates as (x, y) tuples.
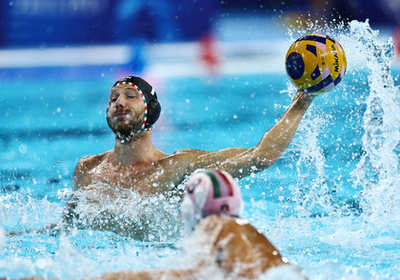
(115, 95), (126, 109)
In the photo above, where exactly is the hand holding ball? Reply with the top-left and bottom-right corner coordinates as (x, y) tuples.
(285, 33), (347, 94)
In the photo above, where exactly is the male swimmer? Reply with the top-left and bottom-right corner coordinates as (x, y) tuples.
(48, 75), (315, 238)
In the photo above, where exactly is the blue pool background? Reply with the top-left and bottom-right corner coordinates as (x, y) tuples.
(1, 5), (400, 280)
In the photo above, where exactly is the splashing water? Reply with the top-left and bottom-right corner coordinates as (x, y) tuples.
(253, 20), (400, 279)
(348, 21), (400, 223)
(69, 183), (184, 242)
(292, 20), (400, 224)
(294, 115), (337, 217)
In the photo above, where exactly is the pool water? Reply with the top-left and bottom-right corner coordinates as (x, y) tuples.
(1, 20), (400, 279)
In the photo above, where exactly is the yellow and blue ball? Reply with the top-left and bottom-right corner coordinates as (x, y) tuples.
(285, 33), (347, 94)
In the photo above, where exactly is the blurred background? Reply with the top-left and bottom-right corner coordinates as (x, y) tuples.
(0, 0), (399, 78)
(1, 0), (400, 46)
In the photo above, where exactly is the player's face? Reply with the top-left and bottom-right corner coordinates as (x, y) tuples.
(106, 84), (145, 135)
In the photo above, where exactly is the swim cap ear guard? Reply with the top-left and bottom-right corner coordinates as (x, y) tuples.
(182, 170), (244, 231)
(112, 76), (161, 128)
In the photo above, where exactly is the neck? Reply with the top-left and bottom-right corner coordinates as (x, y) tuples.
(112, 131), (158, 166)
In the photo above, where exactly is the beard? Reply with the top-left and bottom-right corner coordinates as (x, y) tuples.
(106, 109), (144, 137)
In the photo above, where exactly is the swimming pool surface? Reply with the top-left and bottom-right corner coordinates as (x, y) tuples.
(1, 20), (400, 279)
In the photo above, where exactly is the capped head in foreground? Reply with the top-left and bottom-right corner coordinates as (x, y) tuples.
(182, 170), (243, 230)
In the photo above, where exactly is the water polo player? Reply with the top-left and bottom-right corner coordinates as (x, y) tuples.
(52, 75), (316, 239)
(181, 169), (291, 278)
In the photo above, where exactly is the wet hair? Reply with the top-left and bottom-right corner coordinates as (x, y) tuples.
(112, 76), (161, 128)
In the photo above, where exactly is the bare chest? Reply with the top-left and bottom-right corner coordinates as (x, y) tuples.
(83, 160), (183, 196)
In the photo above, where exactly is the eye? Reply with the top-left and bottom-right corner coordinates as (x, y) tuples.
(110, 94), (118, 102)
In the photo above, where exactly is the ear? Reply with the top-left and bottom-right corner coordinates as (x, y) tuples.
(145, 99), (161, 127)
(220, 204), (230, 213)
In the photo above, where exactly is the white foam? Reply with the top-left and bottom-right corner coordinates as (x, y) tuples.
(0, 227), (4, 251)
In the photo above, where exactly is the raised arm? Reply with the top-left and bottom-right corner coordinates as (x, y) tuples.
(251, 90), (315, 167)
(188, 90), (315, 179)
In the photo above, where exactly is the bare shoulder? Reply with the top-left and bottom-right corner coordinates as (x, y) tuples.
(161, 148), (209, 167)
(75, 150), (110, 172)
(200, 215), (249, 227)
(196, 215), (242, 236)
(172, 148), (209, 157)
(73, 151), (111, 191)
(197, 215), (271, 249)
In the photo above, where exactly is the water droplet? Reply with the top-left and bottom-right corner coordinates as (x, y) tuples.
(19, 144), (27, 154)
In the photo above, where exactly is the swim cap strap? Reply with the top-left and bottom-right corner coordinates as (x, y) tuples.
(116, 127), (152, 144)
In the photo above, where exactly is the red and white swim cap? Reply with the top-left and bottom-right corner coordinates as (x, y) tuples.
(182, 170), (243, 230)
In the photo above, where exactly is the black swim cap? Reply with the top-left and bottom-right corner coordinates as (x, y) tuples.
(112, 76), (161, 128)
